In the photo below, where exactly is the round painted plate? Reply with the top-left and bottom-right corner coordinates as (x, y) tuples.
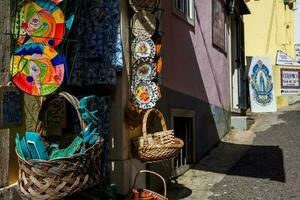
(10, 43), (65, 96)
(129, 0), (158, 12)
(132, 11), (157, 37)
(132, 36), (155, 60)
(132, 58), (156, 81)
(131, 81), (159, 109)
(14, 0), (66, 47)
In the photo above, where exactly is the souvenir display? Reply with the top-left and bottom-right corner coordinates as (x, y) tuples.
(14, 0), (68, 47)
(0, 86), (23, 128)
(131, 81), (159, 109)
(132, 109), (184, 162)
(132, 58), (156, 81)
(131, 11), (157, 37)
(129, 0), (158, 12)
(132, 36), (156, 60)
(16, 92), (104, 200)
(156, 57), (163, 74)
(10, 43), (65, 96)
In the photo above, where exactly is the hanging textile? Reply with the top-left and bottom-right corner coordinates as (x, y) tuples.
(68, 0), (123, 86)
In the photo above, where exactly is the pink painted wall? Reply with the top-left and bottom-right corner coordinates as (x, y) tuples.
(161, 0), (230, 110)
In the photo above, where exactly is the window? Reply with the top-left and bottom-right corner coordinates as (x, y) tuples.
(173, 0), (195, 25)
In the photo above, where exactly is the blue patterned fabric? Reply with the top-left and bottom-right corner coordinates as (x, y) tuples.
(72, 96), (111, 177)
(68, 0), (123, 86)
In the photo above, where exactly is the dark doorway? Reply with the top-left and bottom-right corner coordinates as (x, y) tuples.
(172, 116), (194, 177)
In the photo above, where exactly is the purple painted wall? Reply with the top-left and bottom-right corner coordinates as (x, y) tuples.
(161, 1), (230, 110)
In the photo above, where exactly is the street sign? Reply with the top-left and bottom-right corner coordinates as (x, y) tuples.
(276, 50), (300, 66)
(280, 68), (300, 94)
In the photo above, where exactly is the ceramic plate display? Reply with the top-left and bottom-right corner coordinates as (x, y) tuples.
(131, 11), (157, 37)
(10, 43), (65, 96)
(14, 0), (66, 47)
(131, 81), (159, 109)
(129, 0), (158, 12)
(132, 58), (156, 81)
(132, 36), (155, 60)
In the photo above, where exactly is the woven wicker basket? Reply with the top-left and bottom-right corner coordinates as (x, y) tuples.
(132, 109), (184, 162)
(131, 170), (168, 200)
(16, 92), (104, 200)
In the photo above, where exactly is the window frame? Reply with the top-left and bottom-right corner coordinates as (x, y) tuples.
(172, 0), (195, 26)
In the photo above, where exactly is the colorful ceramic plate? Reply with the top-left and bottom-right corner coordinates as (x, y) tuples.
(132, 11), (157, 37)
(132, 58), (156, 81)
(129, 0), (158, 12)
(14, 0), (66, 47)
(132, 36), (155, 60)
(10, 43), (65, 96)
(131, 81), (159, 109)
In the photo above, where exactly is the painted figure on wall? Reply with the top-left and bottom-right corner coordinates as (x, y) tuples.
(250, 60), (274, 106)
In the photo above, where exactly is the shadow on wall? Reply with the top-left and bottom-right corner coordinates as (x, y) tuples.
(157, 0), (231, 164)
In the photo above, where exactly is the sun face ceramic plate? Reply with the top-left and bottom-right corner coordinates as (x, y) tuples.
(132, 36), (155, 61)
(132, 11), (157, 37)
(14, 0), (66, 47)
(129, 0), (158, 12)
(132, 58), (156, 81)
(131, 81), (159, 109)
(10, 43), (65, 96)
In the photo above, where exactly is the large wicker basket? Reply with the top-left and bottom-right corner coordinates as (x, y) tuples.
(16, 92), (104, 200)
(132, 109), (184, 162)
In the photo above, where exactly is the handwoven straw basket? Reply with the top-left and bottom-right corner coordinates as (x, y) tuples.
(131, 170), (168, 200)
(132, 108), (184, 162)
(16, 92), (104, 200)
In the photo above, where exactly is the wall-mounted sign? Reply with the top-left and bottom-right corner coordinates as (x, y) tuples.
(276, 50), (300, 66)
(0, 86), (23, 128)
(295, 44), (300, 64)
(249, 57), (277, 112)
(280, 68), (300, 94)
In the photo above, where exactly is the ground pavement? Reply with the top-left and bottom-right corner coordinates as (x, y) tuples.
(167, 103), (300, 200)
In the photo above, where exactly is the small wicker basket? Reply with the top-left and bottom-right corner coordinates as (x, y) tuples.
(131, 170), (168, 200)
(132, 108), (184, 162)
(16, 92), (104, 200)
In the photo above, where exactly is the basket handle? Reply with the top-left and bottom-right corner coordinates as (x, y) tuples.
(132, 170), (167, 198)
(35, 92), (86, 135)
(142, 109), (167, 145)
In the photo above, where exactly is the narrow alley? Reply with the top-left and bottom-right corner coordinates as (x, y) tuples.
(168, 103), (300, 200)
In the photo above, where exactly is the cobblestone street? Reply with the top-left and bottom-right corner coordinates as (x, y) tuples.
(167, 103), (300, 200)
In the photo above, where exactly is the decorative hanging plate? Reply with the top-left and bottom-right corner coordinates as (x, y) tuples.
(129, 0), (158, 12)
(132, 11), (157, 37)
(10, 43), (65, 96)
(14, 0), (66, 47)
(131, 81), (159, 109)
(132, 36), (155, 60)
(132, 58), (156, 81)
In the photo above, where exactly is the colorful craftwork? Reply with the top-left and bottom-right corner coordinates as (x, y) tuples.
(132, 36), (155, 61)
(250, 60), (274, 106)
(10, 43), (65, 96)
(79, 96), (99, 126)
(132, 81), (159, 109)
(14, 0), (67, 47)
(132, 58), (156, 81)
(0, 86), (23, 128)
(16, 132), (49, 160)
(129, 0), (158, 12)
(132, 11), (157, 37)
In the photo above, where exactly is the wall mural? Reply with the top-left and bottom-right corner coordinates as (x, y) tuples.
(249, 57), (277, 112)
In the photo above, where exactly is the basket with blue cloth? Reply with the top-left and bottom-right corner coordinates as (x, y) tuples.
(15, 92), (104, 200)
